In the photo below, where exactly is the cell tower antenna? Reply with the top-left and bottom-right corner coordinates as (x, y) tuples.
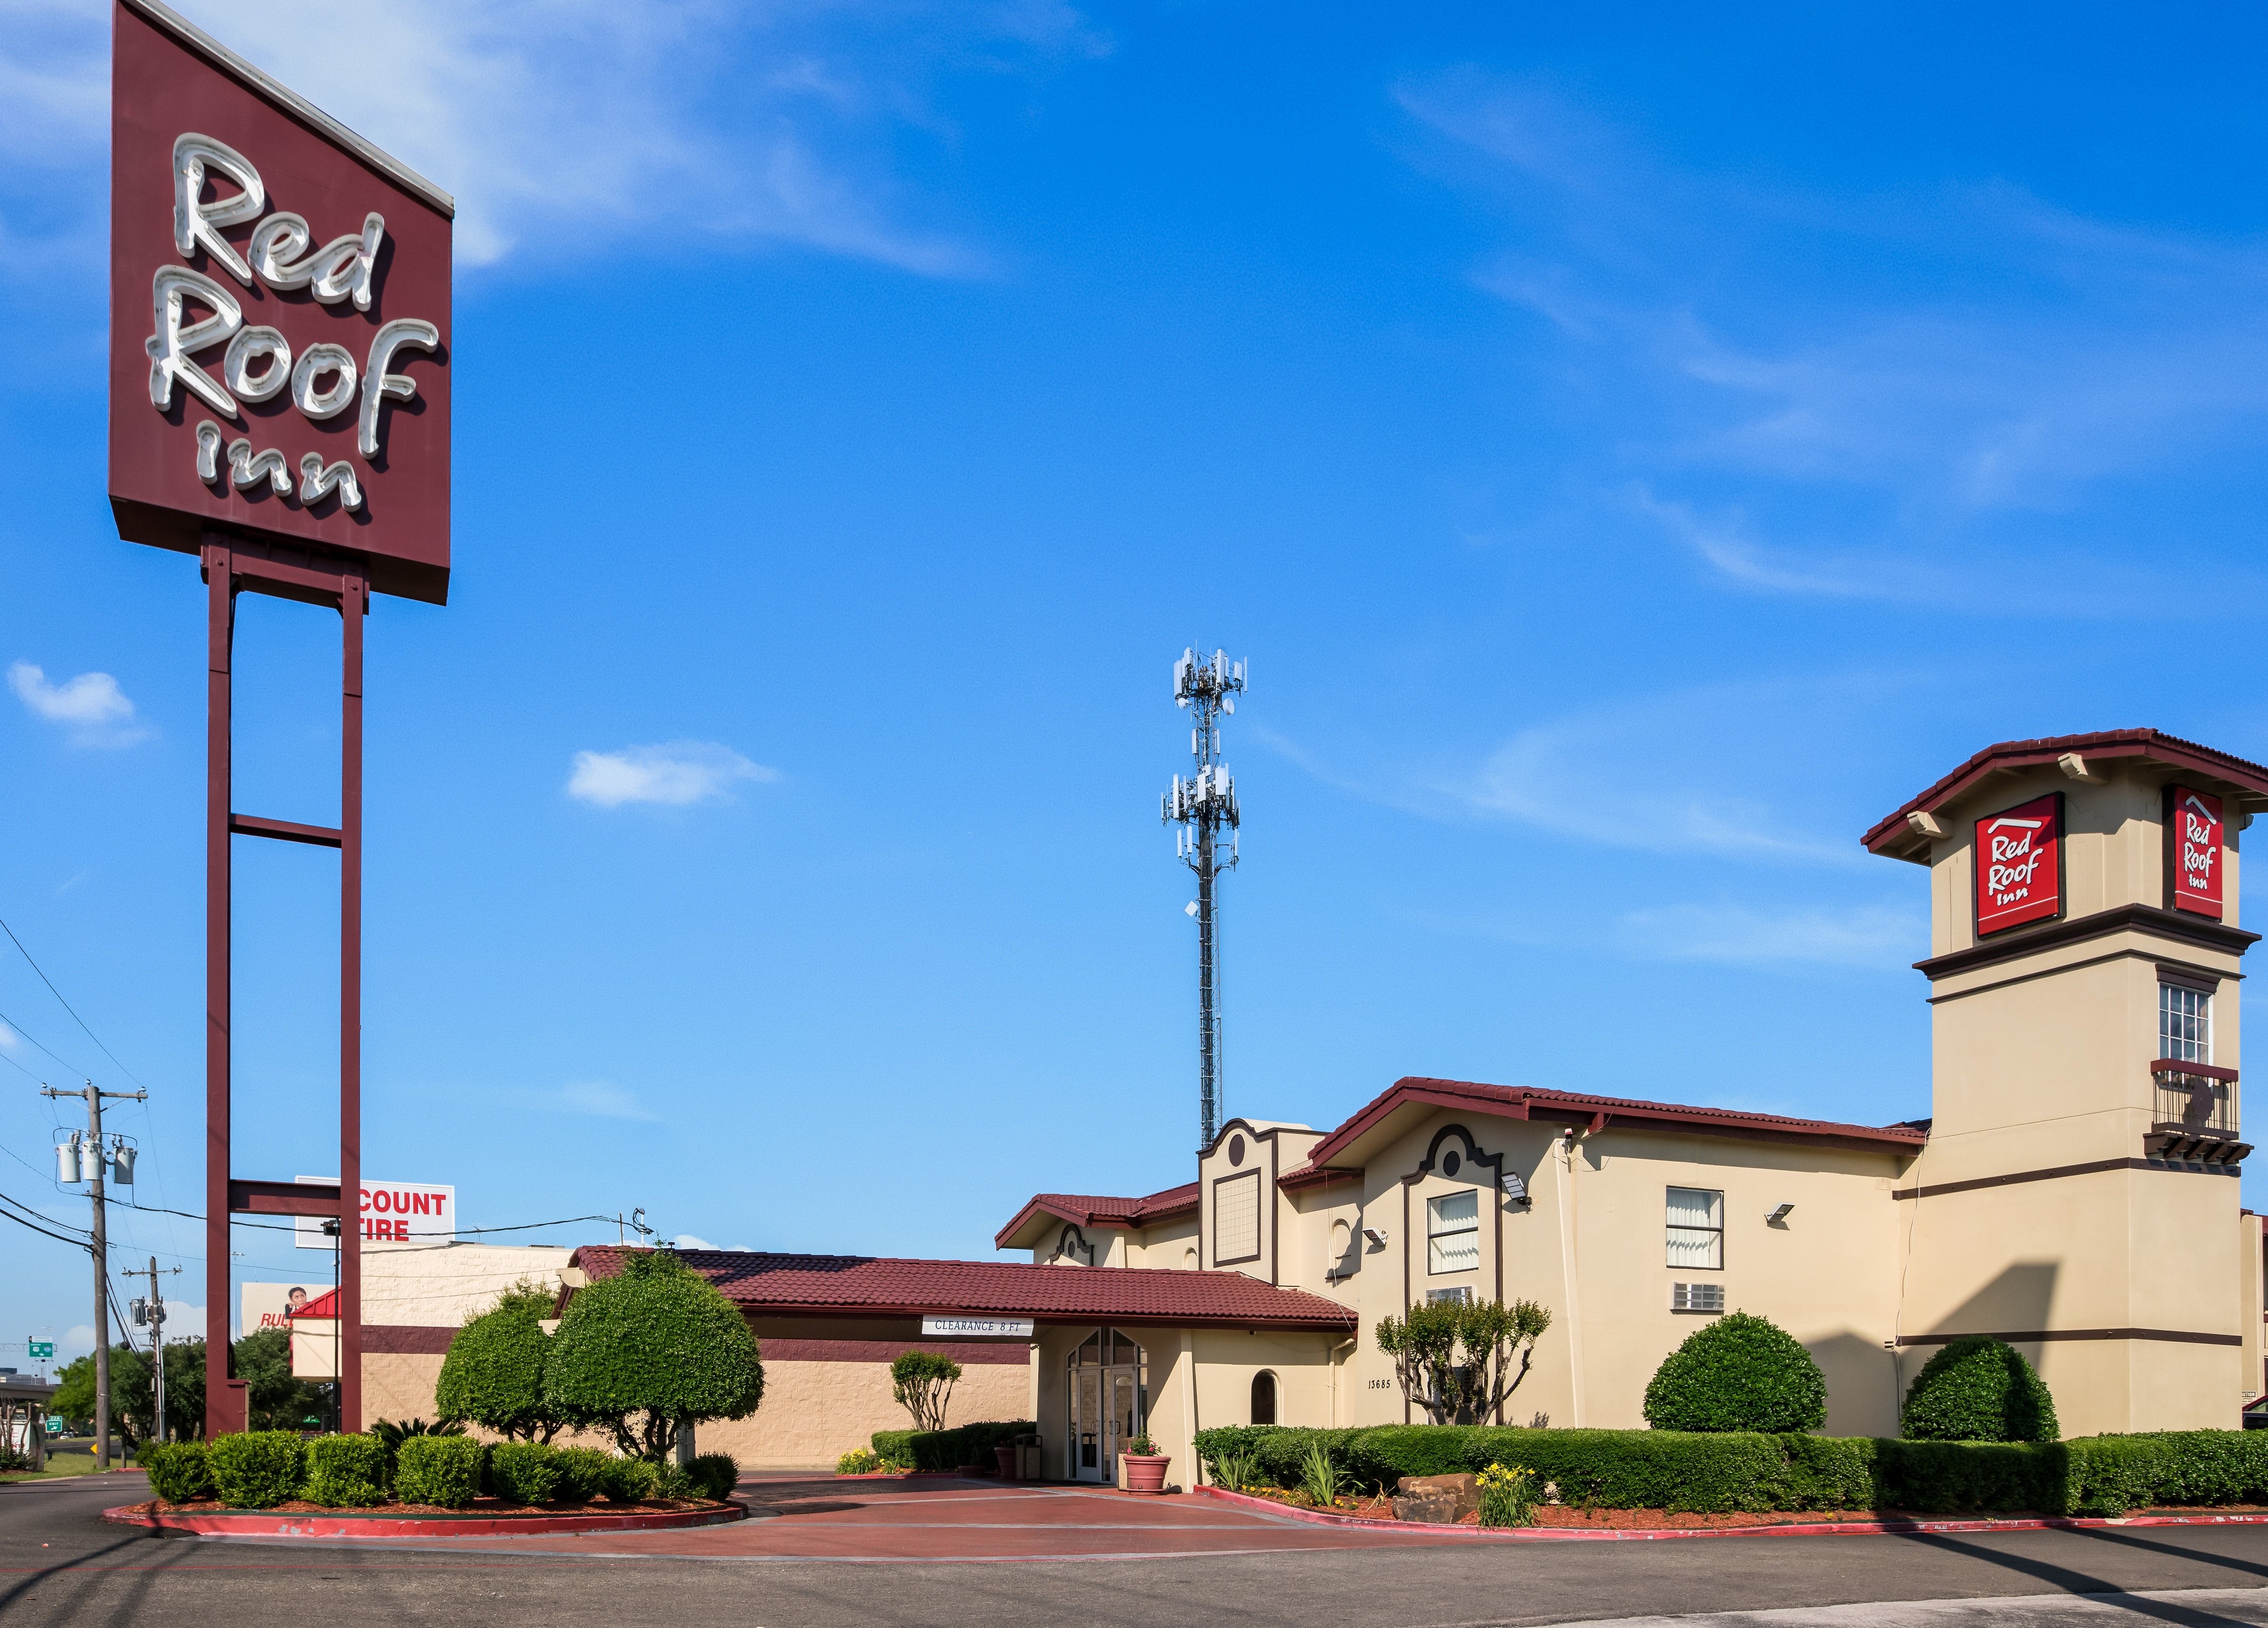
(1160, 644), (1246, 1151)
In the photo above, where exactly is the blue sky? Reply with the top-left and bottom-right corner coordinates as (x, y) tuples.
(6, 2), (2268, 1363)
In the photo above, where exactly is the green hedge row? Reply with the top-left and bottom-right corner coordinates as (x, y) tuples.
(139, 1433), (729, 1512)
(870, 1420), (1034, 1471)
(1190, 1425), (2268, 1517)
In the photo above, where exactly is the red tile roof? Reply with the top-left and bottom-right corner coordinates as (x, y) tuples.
(1297, 1076), (1927, 1172)
(1863, 729), (2268, 861)
(991, 1182), (1199, 1249)
(566, 1246), (1355, 1331)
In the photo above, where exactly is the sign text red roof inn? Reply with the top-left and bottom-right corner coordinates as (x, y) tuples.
(109, 0), (454, 604)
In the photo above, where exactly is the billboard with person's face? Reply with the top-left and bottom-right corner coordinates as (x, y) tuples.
(240, 1281), (314, 1337)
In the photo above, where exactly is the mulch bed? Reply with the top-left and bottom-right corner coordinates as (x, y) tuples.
(122, 1496), (720, 1518)
(1229, 1487), (2268, 1529)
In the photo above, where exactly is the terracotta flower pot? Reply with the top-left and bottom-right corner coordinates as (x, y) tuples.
(993, 1446), (1019, 1479)
(1121, 1453), (1169, 1494)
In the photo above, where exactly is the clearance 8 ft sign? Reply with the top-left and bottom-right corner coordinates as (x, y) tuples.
(1974, 792), (2064, 937)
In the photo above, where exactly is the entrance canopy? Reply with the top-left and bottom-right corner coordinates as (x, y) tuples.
(562, 1246), (1355, 1333)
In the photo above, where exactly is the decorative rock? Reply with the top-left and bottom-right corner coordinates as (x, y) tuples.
(1393, 1472), (1479, 1524)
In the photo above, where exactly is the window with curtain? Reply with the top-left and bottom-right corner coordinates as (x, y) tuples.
(2160, 983), (2212, 1064)
(1666, 1186), (1723, 1270)
(1427, 1188), (1480, 1274)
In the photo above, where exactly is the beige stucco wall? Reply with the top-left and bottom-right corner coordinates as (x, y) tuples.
(364, 1338), (1030, 1469)
(1304, 1108), (1908, 1436)
(697, 1357), (1031, 1469)
(363, 1353), (447, 1426)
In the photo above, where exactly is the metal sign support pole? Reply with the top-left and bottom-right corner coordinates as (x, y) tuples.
(339, 572), (364, 1434)
(204, 545), (239, 1437)
(200, 536), (368, 1439)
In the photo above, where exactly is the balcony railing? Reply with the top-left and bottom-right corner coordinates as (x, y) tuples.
(2150, 1059), (2242, 1155)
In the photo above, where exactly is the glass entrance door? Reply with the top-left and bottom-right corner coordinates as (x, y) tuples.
(1105, 1368), (1137, 1480)
(1074, 1367), (1101, 1478)
(1066, 1328), (1147, 1483)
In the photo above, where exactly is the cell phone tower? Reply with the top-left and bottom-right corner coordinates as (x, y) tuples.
(1162, 646), (1246, 1151)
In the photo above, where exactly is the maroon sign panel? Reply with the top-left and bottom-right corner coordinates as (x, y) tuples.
(108, 0), (452, 604)
(2165, 785), (2225, 918)
(1974, 792), (2063, 937)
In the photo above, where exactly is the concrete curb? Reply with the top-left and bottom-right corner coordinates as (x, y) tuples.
(1189, 1485), (2268, 1542)
(104, 1500), (747, 1538)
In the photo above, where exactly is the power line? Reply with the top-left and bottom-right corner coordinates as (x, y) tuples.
(0, 911), (146, 1091)
(0, 1004), (89, 1083)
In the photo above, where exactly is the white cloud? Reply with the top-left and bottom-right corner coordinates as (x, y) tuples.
(9, 662), (150, 747)
(1626, 486), (1936, 602)
(1616, 902), (1923, 968)
(0, 1022), (17, 1051)
(1446, 683), (1892, 864)
(6, 0), (1100, 276)
(567, 740), (774, 808)
(1397, 75), (2268, 604)
(671, 1232), (716, 1250)
(1264, 676), (1927, 867)
(553, 1081), (659, 1121)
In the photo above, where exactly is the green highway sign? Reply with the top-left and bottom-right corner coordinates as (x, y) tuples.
(27, 1341), (53, 1358)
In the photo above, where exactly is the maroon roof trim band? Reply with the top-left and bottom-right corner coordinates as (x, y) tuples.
(1864, 729), (2268, 860)
(568, 1246), (1357, 1331)
(991, 1182), (1199, 1249)
(1297, 1076), (1926, 1173)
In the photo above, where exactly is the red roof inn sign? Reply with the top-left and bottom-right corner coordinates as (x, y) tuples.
(108, 0), (453, 604)
(1974, 792), (2063, 937)
(2168, 786), (2226, 918)
(104, 1), (456, 1439)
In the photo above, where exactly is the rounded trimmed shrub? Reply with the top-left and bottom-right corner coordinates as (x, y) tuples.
(303, 1433), (389, 1508)
(549, 1446), (621, 1502)
(1643, 1311), (1828, 1433)
(207, 1430), (306, 1508)
(685, 1452), (740, 1501)
(142, 1440), (214, 1504)
(487, 1441), (562, 1505)
(544, 1250), (764, 1462)
(436, 1289), (557, 1442)
(1900, 1336), (2059, 1443)
(394, 1433), (482, 1508)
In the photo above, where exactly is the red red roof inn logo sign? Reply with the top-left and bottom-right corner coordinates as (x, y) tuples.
(2166, 786), (2225, 918)
(1974, 792), (2064, 936)
(107, 0), (453, 604)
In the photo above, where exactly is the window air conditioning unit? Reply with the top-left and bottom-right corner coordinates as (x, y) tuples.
(1671, 1282), (1725, 1314)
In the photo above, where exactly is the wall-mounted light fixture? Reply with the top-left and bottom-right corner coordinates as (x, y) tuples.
(1767, 1203), (1795, 1224)
(1361, 1226), (1389, 1249)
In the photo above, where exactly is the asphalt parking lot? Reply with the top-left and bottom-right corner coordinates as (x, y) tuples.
(15, 1470), (2268, 1627)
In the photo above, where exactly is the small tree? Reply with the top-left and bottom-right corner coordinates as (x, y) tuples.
(890, 1351), (962, 1431)
(1374, 1297), (1552, 1424)
(436, 1281), (564, 1443)
(544, 1250), (765, 1462)
(1643, 1311), (1826, 1433)
(1901, 1336), (2059, 1443)
(232, 1328), (330, 1431)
